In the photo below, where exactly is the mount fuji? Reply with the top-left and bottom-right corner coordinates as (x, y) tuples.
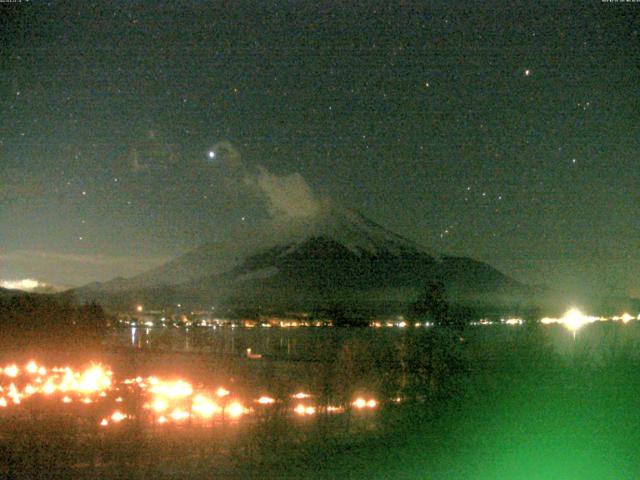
(76, 203), (523, 314)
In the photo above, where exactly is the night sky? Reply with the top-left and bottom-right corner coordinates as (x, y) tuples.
(1, 2), (638, 296)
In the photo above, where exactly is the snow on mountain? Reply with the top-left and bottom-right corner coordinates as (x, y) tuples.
(87, 202), (438, 292)
(76, 201), (522, 312)
(292, 203), (440, 259)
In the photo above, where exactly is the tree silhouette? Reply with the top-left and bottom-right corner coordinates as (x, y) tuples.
(411, 282), (448, 323)
(410, 281), (465, 332)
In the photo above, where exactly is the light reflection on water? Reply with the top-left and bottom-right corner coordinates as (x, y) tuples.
(112, 322), (640, 362)
(115, 325), (340, 359)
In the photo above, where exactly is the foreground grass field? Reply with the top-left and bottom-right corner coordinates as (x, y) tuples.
(2, 324), (639, 479)
(288, 328), (640, 479)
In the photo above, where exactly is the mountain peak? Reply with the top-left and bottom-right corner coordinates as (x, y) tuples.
(79, 203), (526, 312)
(268, 201), (439, 259)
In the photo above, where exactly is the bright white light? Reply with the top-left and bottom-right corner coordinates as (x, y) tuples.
(541, 308), (600, 332)
(170, 408), (190, 421)
(216, 387), (230, 398)
(192, 394), (221, 418)
(0, 279), (41, 291)
(151, 399), (168, 412)
(227, 402), (245, 418)
(620, 313), (633, 324)
(503, 318), (523, 326)
(208, 151), (215, 159)
(111, 411), (127, 422)
(3, 365), (19, 378)
(294, 404), (315, 416)
(26, 361), (38, 374)
(562, 308), (590, 332)
(353, 398), (367, 409)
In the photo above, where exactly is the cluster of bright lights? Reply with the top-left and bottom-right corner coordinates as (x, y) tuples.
(470, 318), (524, 326)
(370, 321), (434, 328)
(352, 397), (377, 409)
(125, 317), (334, 329)
(613, 313), (636, 324)
(294, 404), (316, 416)
(128, 309), (639, 330)
(470, 319), (495, 326)
(503, 318), (524, 326)
(139, 378), (246, 424)
(290, 392), (343, 416)
(468, 311), (639, 328)
(541, 308), (606, 332)
(292, 391), (311, 399)
(0, 362), (113, 407)
(0, 361), (380, 427)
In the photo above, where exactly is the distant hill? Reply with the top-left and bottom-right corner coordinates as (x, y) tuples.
(0, 290), (107, 349)
(0, 287), (28, 298)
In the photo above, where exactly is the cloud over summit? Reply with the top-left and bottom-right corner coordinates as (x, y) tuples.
(251, 167), (321, 220)
(210, 140), (323, 221)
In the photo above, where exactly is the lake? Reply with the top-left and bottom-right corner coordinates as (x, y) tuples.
(113, 320), (640, 363)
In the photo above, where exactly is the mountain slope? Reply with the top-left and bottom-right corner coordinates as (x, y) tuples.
(87, 203), (440, 291)
(77, 203), (522, 311)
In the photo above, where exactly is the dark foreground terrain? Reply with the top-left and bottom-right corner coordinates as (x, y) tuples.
(1, 324), (639, 479)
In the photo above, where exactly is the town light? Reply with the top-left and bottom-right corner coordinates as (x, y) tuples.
(562, 308), (589, 332)
(0, 360), (382, 428)
(227, 402), (245, 418)
(620, 313), (633, 324)
(216, 387), (230, 398)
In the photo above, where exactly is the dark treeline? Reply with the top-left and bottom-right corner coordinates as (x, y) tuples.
(0, 293), (108, 349)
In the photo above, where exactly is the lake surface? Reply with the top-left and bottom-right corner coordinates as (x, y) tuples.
(111, 321), (640, 363)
